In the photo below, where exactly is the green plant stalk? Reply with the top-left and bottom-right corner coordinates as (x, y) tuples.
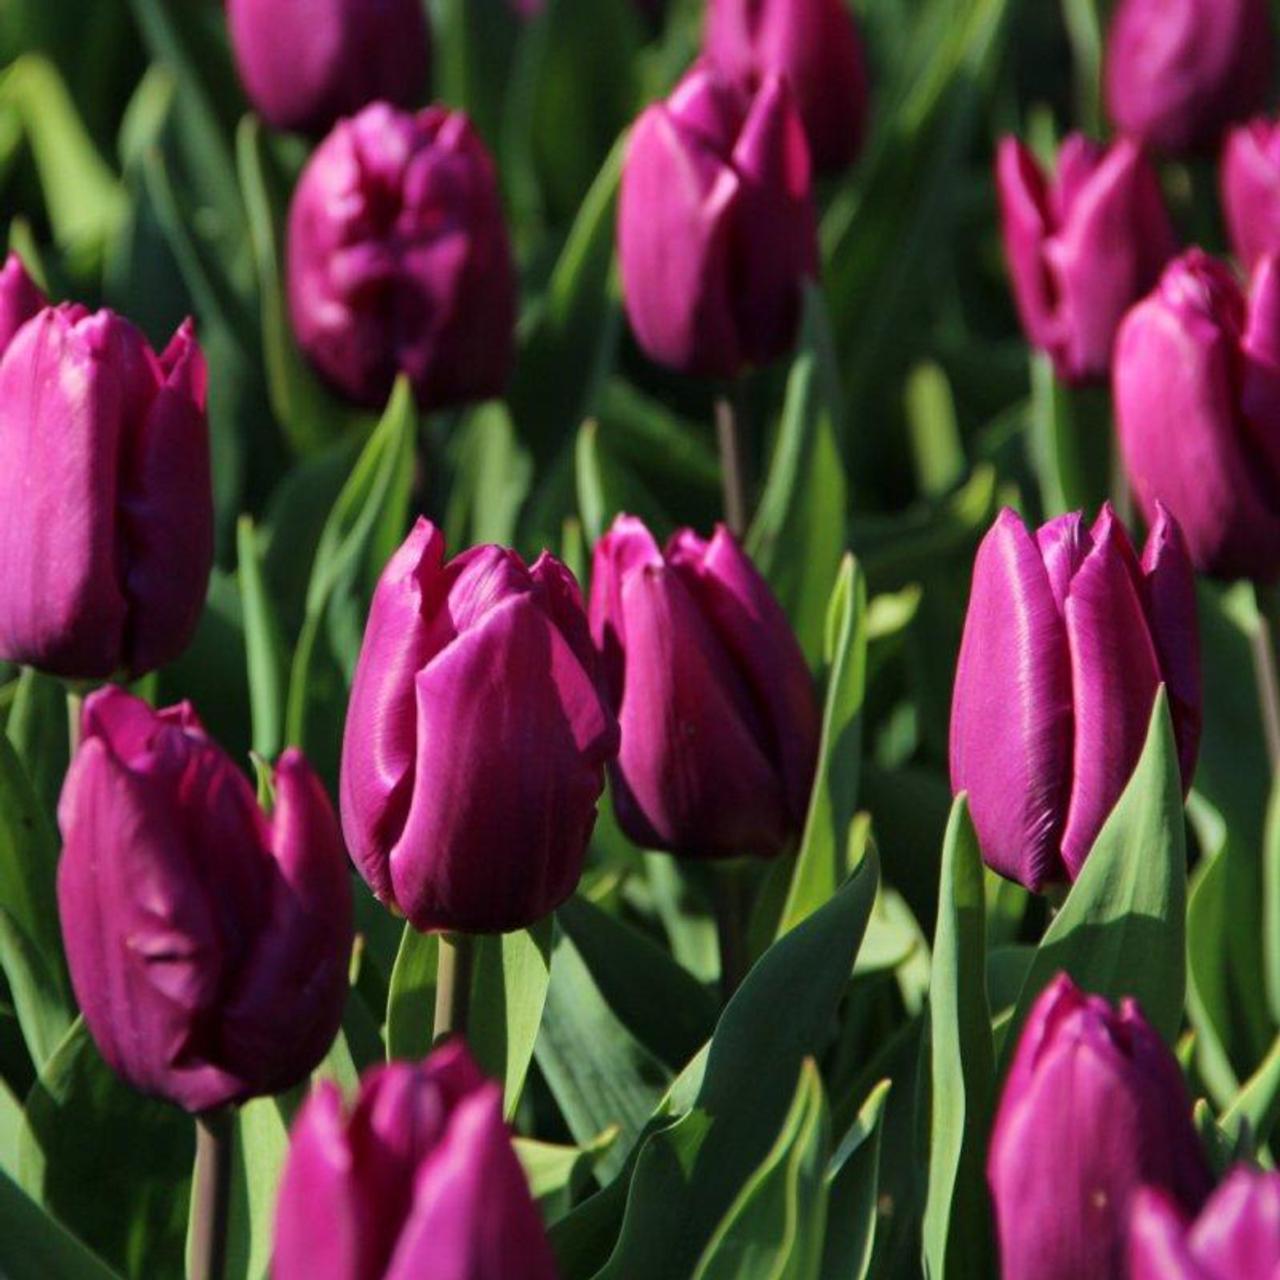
(433, 933), (475, 1045)
(1253, 582), (1280, 772)
(65, 687), (83, 758)
(189, 1109), (233, 1280)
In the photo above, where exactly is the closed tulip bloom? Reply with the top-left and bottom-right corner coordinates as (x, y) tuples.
(1105, 0), (1274, 154)
(288, 102), (516, 411)
(1223, 119), (1280, 272)
(0, 305), (213, 679)
(618, 64), (818, 378)
(990, 974), (1213, 1280)
(57, 688), (353, 1113)
(995, 134), (1176, 384)
(1114, 249), (1280, 583)
(273, 1043), (556, 1280)
(704, 0), (870, 174)
(589, 515), (820, 860)
(950, 504), (1200, 891)
(0, 252), (45, 352)
(1130, 1167), (1280, 1280)
(341, 519), (617, 934)
(228, 0), (430, 136)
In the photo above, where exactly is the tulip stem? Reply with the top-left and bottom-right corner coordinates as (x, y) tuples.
(1253, 583), (1280, 771)
(190, 1109), (233, 1280)
(712, 869), (749, 1004)
(715, 390), (749, 537)
(66, 688), (83, 757)
(433, 933), (474, 1045)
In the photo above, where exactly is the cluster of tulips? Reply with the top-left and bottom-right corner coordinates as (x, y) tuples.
(9, 0), (1280, 1275)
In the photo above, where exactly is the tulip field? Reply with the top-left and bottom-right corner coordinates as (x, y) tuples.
(9, 0), (1280, 1276)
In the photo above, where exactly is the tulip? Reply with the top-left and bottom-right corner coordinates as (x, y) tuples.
(950, 504), (1200, 891)
(340, 519), (617, 934)
(1104, 0), (1274, 154)
(0, 252), (45, 352)
(0, 305), (213, 680)
(703, 0), (870, 175)
(228, 0), (430, 136)
(588, 515), (820, 860)
(1223, 118), (1280, 272)
(272, 1042), (556, 1280)
(617, 64), (818, 379)
(995, 134), (1176, 384)
(990, 974), (1213, 1280)
(1130, 1166), (1280, 1280)
(57, 688), (353, 1113)
(1114, 249), (1280, 584)
(287, 102), (516, 411)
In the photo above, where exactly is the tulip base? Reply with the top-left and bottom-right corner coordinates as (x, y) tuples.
(433, 932), (474, 1045)
(189, 1109), (233, 1280)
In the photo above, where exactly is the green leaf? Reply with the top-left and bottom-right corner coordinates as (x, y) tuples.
(692, 1059), (830, 1280)
(18, 1020), (192, 1278)
(777, 557), (868, 936)
(748, 288), (849, 666)
(1003, 690), (1188, 1059)
(516, 1128), (620, 1222)
(821, 1080), (892, 1280)
(470, 921), (553, 1120)
(0, 1165), (121, 1280)
(236, 515), (287, 761)
(1220, 1033), (1280, 1152)
(443, 402), (532, 549)
(6, 667), (70, 827)
(385, 925), (438, 1062)
(922, 796), (994, 1280)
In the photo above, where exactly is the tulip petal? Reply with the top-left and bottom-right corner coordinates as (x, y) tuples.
(950, 509), (1073, 890)
(1223, 119), (1280, 273)
(996, 138), (1056, 357)
(589, 514), (664, 704)
(1128, 1189), (1200, 1280)
(0, 252), (46, 355)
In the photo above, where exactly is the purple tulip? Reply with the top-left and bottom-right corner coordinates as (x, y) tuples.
(995, 134), (1176, 385)
(57, 688), (353, 1113)
(588, 515), (820, 860)
(1130, 1166), (1280, 1280)
(340, 519), (618, 934)
(1223, 119), (1280, 272)
(272, 1042), (557, 1280)
(950, 504), (1200, 891)
(228, 0), (430, 136)
(1104, 0), (1274, 154)
(0, 252), (45, 352)
(1114, 249), (1280, 584)
(0, 305), (213, 680)
(990, 974), (1213, 1280)
(617, 64), (818, 379)
(703, 0), (870, 175)
(287, 102), (516, 411)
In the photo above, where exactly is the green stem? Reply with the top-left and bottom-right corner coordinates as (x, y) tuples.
(433, 933), (474, 1045)
(715, 386), (750, 537)
(712, 869), (748, 1005)
(189, 1109), (233, 1280)
(1253, 583), (1280, 773)
(66, 688), (83, 758)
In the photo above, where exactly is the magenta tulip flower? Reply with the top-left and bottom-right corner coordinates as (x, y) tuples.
(340, 519), (618, 934)
(228, 0), (430, 136)
(1223, 118), (1280, 272)
(950, 504), (1200, 891)
(1130, 1166), (1280, 1280)
(0, 304), (212, 679)
(0, 252), (45, 351)
(703, 0), (870, 175)
(995, 134), (1176, 384)
(1105, 0), (1274, 154)
(617, 64), (818, 379)
(273, 1043), (556, 1280)
(990, 974), (1213, 1280)
(1114, 249), (1280, 583)
(288, 102), (515, 411)
(57, 688), (353, 1113)
(589, 515), (820, 860)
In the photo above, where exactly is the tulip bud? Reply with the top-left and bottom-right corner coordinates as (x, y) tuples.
(1104, 0), (1274, 154)
(588, 515), (820, 860)
(0, 306), (213, 680)
(340, 519), (618, 934)
(990, 974), (1213, 1280)
(57, 688), (353, 1113)
(1114, 249), (1280, 584)
(617, 65), (818, 378)
(703, 0), (870, 175)
(272, 1042), (556, 1280)
(0, 252), (45, 353)
(995, 135), (1176, 385)
(287, 102), (516, 411)
(228, 0), (430, 136)
(1223, 119), (1280, 272)
(950, 504), (1200, 891)
(1130, 1166), (1280, 1280)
